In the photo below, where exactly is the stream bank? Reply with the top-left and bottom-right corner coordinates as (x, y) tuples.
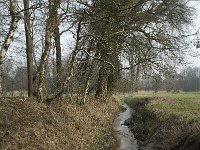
(0, 97), (120, 150)
(124, 97), (200, 150)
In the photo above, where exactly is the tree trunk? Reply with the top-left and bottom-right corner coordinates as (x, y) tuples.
(0, 0), (20, 95)
(82, 75), (90, 103)
(95, 63), (109, 98)
(23, 0), (34, 97)
(80, 56), (93, 104)
(54, 26), (62, 89)
(52, 0), (62, 89)
(0, 66), (3, 96)
(94, 41), (107, 98)
(128, 51), (140, 93)
(134, 65), (140, 92)
(107, 49), (121, 95)
(37, 0), (59, 101)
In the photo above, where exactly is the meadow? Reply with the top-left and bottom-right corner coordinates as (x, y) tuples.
(125, 92), (200, 123)
(124, 92), (200, 150)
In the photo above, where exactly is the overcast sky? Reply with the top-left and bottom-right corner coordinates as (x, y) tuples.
(187, 1), (200, 67)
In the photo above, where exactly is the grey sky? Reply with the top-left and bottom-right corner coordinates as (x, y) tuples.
(187, 1), (200, 67)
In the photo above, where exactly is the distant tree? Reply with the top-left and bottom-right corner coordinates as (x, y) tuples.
(177, 67), (200, 92)
(13, 66), (27, 91)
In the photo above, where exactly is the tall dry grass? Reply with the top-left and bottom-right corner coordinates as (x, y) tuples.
(0, 97), (120, 150)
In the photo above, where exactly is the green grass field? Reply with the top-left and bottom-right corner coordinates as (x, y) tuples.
(123, 92), (200, 149)
(124, 92), (200, 123)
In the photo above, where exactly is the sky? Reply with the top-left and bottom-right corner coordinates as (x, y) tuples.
(186, 1), (200, 67)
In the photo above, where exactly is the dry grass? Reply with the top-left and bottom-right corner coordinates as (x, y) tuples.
(0, 97), (120, 150)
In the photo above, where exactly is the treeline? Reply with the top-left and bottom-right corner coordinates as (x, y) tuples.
(4, 63), (200, 95)
(117, 67), (200, 93)
(0, 0), (195, 102)
(178, 67), (200, 92)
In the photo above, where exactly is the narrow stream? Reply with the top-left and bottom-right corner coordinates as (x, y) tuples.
(113, 103), (138, 150)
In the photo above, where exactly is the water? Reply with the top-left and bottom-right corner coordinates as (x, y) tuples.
(113, 103), (138, 150)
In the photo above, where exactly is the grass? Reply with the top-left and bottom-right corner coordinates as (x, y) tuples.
(151, 93), (200, 123)
(1, 90), (28, 97)
(90, 132), (105, 150)
(124, 92), (200, 123)
(123, 92), (200, 150)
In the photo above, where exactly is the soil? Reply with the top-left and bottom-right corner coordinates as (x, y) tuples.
(124, 98), (200, 150)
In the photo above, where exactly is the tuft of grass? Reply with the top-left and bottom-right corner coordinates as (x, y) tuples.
(90, 132), (105, 150)
(123, 95), (152, 106)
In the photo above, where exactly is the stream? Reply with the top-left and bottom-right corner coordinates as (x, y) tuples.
(113, 103), (138, 150)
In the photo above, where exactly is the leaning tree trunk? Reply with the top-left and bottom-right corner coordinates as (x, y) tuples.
(23, 0), (34, 97)
(0, 0), (20, 95)
(46, 45), (78, 102)
(37, 0), (59, 101)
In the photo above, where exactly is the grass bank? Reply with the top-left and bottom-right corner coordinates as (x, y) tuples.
(0, 97), (120, 149)
(124, 93), (200, 150)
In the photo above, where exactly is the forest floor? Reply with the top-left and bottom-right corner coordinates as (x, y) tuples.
(0, 96), (120, 150)
(124, 92), (200, 150)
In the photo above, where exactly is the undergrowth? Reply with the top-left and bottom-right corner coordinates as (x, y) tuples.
(0, 96), (120, 150)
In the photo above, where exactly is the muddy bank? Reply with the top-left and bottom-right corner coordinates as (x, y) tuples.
(124, 98), (200, 150)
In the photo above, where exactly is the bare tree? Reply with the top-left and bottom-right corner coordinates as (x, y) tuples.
(0, 0), (20, 95)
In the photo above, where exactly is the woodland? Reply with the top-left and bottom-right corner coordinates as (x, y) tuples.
(0, 0), (196, 102)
